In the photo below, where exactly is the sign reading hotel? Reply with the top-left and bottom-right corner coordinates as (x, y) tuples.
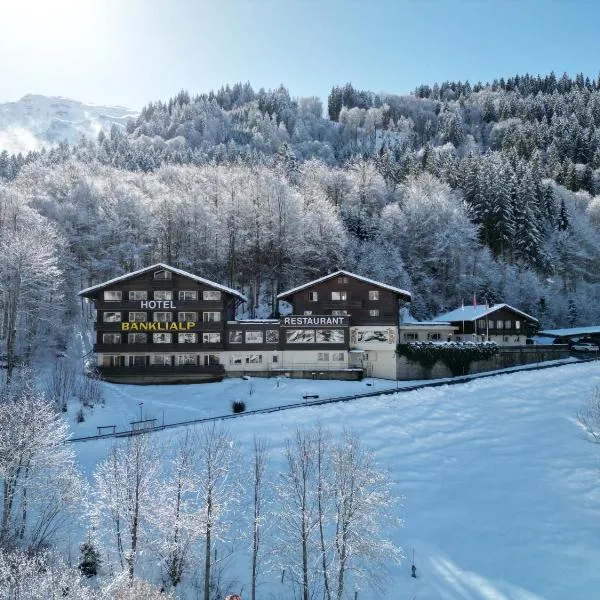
(281, 315), (349, 327)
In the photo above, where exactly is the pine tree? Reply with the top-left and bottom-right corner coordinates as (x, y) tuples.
(79, 539), (101, 577)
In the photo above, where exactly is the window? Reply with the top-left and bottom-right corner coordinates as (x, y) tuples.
(505, 320), (512, 329)
(331, 310), (348, 316)
(151, 354), (172, 366)
(178, 312), (197, 322)
(154, 290), (173, 301)
(203, 332), (221, 344)
(331, 291), (347, 301)
(153, 312), (172, 322)
(403, 332), (418, 341)
(177, 354), (197, 366)
(203, 311), (221, 322)
(309, 291), (318, 302)
(266, 330), (279, 343)
(368, 290), (379, 301)
(129, 290), (147, 301)
(129, 355), (146, 367)
(153, 333), (172, 343)
(103, 312), (121, 322)
(128, 311), (146, 322)
(369, 309), (380, 317)
(272, 355), (278, 363)
(178, 333), (197, 343)
(154, 270), (171, 280)
(515, 320), (521, 330)
(316, 329), (344, 343)
(204, 354), (220, 365)
(488, 320), (495, 329)
(428, 332), (441, 341)
(332, 352), (345, 361)
(245, 331), (263, 344)
(203, 290), (221, 300)
(304, 310), (313, 315)
(496, 320), (503, 329)
(179, 290), (198, 301)
(102, 333), (121, 344)
(229, 331), (243, 343)
(103, 290), (122, 301)
(477, 319), (486, 329)
(229, 355), (243, 365)
(102, 355), (122, 367)
(245, 354), (262, 364)
(503, 336), (510, 342)
(318, 352), (330, 361)
(337, 276), (348, 284)
(128, 333), (147, 343)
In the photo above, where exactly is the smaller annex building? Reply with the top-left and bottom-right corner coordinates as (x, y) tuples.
(79, 264), (412, 383)
(434, 303), (539, 345)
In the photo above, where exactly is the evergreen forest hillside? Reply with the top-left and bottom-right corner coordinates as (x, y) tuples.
(2, 71), (600, 360)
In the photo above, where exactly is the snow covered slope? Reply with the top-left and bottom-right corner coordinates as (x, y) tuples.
(71, 362), (600, 599)
(0, 94), (137, 154)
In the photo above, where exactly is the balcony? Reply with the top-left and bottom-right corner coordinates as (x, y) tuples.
(97, 363), (225, 383)
(94, 342), (224, 353)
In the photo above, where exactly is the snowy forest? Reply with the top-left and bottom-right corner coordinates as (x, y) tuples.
(2, 70), (600, 597)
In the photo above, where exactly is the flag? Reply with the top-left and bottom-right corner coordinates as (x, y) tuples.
(472, 294), (477, 308)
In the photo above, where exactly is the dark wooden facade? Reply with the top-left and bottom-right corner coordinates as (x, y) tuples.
(277, 271), (411, 326)
(449, 306), (538, 339)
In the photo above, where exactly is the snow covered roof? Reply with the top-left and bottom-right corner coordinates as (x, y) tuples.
(78, 263), (247, 302)
(399, 321), (455, 328)
(538, 326), (600, 337)
(435, 303), (538, 324)
(277, 270), (411, 301)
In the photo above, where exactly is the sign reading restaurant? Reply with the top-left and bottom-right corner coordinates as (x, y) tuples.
(281, 315), (349, 327)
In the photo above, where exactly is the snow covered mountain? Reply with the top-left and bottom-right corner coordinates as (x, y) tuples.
(0, 94), (137, 154)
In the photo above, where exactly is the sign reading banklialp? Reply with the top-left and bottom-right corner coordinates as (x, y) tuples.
(121, 322), (196, 331)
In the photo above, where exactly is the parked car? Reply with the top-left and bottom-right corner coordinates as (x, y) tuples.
(571, 342), (599, 352)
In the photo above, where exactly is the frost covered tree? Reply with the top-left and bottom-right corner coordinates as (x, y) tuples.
(0, 371), (81, 551)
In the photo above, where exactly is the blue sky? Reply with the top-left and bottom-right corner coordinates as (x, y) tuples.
(1, 0), (599, 109)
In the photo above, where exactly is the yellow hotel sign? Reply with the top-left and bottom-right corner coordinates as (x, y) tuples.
(121, 321), (196, 331)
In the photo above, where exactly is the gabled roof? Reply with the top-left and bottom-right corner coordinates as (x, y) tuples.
(434, 303), (538, 324)
(538, 326), (600, 337)
(78, 263), (247, 302)
(277, 270), (411, 301)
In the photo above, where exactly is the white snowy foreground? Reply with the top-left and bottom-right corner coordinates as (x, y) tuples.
(70, 362), (600, 600)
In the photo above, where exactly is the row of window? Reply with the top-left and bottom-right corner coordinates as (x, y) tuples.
(476, 319), (521, 329)
(103, 353), (220, 367)
(102, 311), (220, 323)
(308, 290), (380, 302)
(104, 290), (221, 301)
(103, 332), (222, 344)
(303, 309), (380, 317)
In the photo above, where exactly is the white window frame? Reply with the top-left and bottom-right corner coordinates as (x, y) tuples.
(102, 333), (121, 344)
(153, 270), (171, 280)
(496, 320), (504, 329)
(368, 309), (380, 317)
(203, 311), (221, 322)
(153, 312), (172, 322)
(154, 290), (173, 301)
(332, 352), (345, 361)
(317, 352), (330, 361)
(337, 276), (348, 284)
(153, 333), (172, 343)
(103, 312), (121, 323)
(103, 290), (122, 301)
(368, 290), (379, 301)
(128, 333), (147, 343)
(203, 332), (221, 344)
(505, 320), (512, 329)
(204, 354), (220, 365)
(128, 311), (146, 322)
(308, 291), (318, 302)
(178, 312), (197, 322)
(403, 332), (418, 341)
(245, 354), (262, 364)
(179, 290), (198, 301)
(331, 310), (348, 316)
(202, 290), (221, 301)
(515, 320), (521, 330)
(151, 354), (172, 366)
(128, 290), (147, 301)
(178, 332), (197, 343)
(331, 291), (348, 301)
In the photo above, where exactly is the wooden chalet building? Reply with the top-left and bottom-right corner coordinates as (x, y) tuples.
(434, 303), (539, 344)
(80, 265), (412, 383)
(277, 270), (412, 379)
(79, 264), (247, 383)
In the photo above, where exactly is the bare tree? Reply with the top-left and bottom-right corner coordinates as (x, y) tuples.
(93, 433), (158, 580)
(0, 371), (81, 550)
(250, 435), (269, 600)
(579, 386), (600, 443)
(46, 357), (76, 412)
